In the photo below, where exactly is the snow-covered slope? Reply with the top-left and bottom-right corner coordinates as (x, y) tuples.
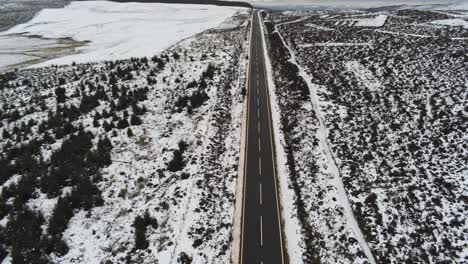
(1, 1), (243, 67)
(0, 11), (250, 264)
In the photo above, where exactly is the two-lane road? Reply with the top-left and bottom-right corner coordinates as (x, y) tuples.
(240, 10), (286, 264)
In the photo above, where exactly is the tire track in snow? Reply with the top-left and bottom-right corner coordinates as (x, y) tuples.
(273, 23), (377, 264)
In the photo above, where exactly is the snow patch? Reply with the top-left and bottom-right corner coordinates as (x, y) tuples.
(345, 60), (382, 91)
(431, 18), (468, 29)
(304, 23), (335, 31)
(355, 14), (388, 27)
(299, 42), (372, 47)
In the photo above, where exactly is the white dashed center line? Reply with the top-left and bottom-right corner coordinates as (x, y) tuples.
(259, 183), (262, 205)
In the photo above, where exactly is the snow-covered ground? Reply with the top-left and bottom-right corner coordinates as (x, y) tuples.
(0, 9), (250, 264)
(261, 7), (468, 264)
(1, 1), (243, 68)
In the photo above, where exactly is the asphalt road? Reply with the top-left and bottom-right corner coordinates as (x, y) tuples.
(240, 10), (286, 264)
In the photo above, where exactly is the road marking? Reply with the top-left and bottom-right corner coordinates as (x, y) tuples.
(259, 156), (262, 175)
(257, 107), (260, 118)
(259, 183), (262, 205)
(260, 215), (263, 246)
(258, 11), (286, 264)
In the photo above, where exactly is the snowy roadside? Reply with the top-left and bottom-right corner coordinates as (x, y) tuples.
(272, 21), (377, 264)
(263, 8), (468, 263)
(230, 10), (252, 264)
(258, 11), (306, 264)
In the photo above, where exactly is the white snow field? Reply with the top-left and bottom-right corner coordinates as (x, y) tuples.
(1, 1), (242, 67)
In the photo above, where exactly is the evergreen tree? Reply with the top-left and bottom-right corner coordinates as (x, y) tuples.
(143, 211), (158, 229)
(40, 172), (59, 197)
(48, 196), (73, 237)
(14, 174), (36, 209)
(5, 207), (48, 264)
(98, 136), (113, 153)
(168, 150), (184, 172)
(190, 90), (209, 109)
(130, 114), (142, 126)
(93, 118), (100, 128)
(0, 196), (9, 220)
(75, 175), (103, 211)
(79, 94), (100, 114)
(58, 77), (66, 86)
(178, 140), (188, 153)
(134, 216), (148, 250)
(93, 136), (113, 166)
(63, 122), (75, 135)
(0, 158), (12, 185)
(117, 118), (129, 129)
(54, 126), (65, 139)
(127, 128), (134, 137)
(0, 241), (7, 263)
(103, 120), (112, 132)
(64, 104), (81, 121)
(178, 252), (192, 264)
(2, 130), (10, 139)
(102, 109), (111, 118)
(55, 87), (66, 103)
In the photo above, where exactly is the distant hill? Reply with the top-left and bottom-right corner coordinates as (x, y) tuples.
(87, 0), (253, 8)
(0, 0), (70, 32)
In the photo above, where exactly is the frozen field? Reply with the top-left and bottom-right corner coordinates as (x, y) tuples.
(1, 1), (243, 68)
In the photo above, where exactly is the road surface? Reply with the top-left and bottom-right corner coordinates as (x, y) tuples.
(240, 10), (286, 264)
